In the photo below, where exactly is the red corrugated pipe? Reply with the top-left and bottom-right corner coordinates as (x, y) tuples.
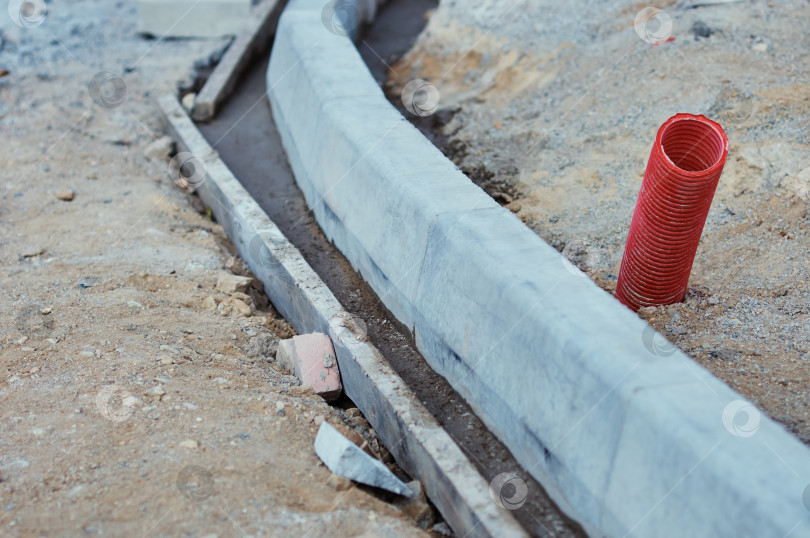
(615, 113), (728, 310)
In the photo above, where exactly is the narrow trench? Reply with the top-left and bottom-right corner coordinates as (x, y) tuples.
(195, 2), (586, 535)
(358, 0), (523, 212)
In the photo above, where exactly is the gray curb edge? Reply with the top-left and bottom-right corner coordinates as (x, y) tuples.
(265, 1), (810, 536)
(159, 94), (528, 538)
(192, 0), (287, 123)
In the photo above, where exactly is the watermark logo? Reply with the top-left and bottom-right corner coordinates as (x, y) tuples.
(88, 72), (127, 109)
(642, 325), (678, 357)
(634, 7), (672, 44)
(321, 0), (359, 36)
(176, 465), (214, 501)
(722, 400), (760, 438)
(8, 0), (46, 28)
(489, 472), (528, 510)
(401, 79), (441, 117)
(168, 152), (207, 191)
(248, 232), (282, 273)
(95, 384), (137, 423)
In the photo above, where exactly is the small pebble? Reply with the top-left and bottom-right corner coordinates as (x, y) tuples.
(181, 92), (196, 113)
(146, 385), (165, 397)
(178, 439), (198, 450)
(122, 396), (143, 408)
(276, 401), (285, 416)
(40, 307), (52, 315)
(326, 473), (352, 491)
(55, 191), (75, 201)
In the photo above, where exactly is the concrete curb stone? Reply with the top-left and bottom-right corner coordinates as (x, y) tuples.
(266, 1), (810, 536)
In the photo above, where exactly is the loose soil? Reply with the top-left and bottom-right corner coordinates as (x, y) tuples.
(0, 1), (430, 536)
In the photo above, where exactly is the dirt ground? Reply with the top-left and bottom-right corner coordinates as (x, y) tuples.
(0, 1), (433, 536)
(389, 0), (810, 444)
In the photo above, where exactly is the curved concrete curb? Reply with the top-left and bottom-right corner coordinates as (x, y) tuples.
(266, 1), (810, 536)
(159, 94), (527, 538)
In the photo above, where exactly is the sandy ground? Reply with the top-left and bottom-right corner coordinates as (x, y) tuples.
(389, 0), (810, 444)
(1, 1), (433, 536)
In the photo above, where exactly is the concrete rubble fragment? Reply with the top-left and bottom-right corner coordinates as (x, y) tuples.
(276, 333), (342, 401)
(215, 273), (251, 294)
(314, 422), (413, 497)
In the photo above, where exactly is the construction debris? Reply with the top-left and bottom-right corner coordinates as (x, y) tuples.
(276, 334), (342, 401)
(215, 273), (251, 294)
(314, 422), (413, 497)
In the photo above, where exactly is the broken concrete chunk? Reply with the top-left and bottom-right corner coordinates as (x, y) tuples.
(218, 297), (251, 317)
(215, 273), (251, 294)
(314, 422), (413, 497)
(181, 92), (196, 114)
(275, 339), (295, 372)
(275, 333), (342, 401)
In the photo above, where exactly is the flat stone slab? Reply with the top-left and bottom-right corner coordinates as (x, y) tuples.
(314, 422), (413, 497)
(276, 333), (342, 401)
(136, 0), (250, 38)
(193, 0), (286, 122)
(216, 273), (251, 294)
